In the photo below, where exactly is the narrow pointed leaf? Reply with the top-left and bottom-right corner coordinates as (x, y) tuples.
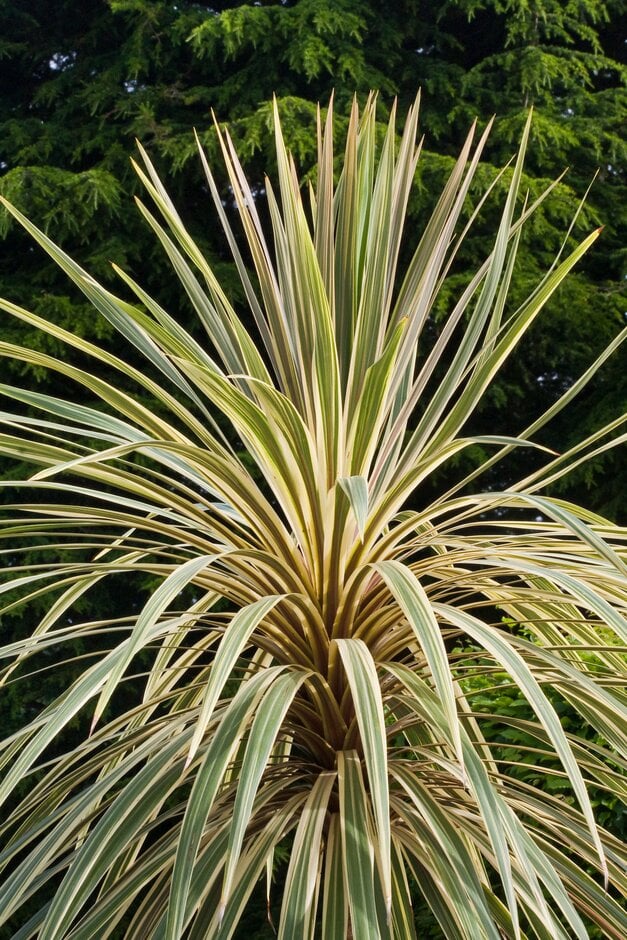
(219, 668), (311, 919)
(278, 772), (335, 939)
(92, 554), (217, 730)
(337, 751), (384, 940)
(338, 476), (369, 540)
(375, 561), (464, 778)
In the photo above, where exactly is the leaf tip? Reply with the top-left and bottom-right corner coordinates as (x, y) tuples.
(183, 744), (197, 772)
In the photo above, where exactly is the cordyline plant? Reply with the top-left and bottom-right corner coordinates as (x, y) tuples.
(0, 94), (626, 940)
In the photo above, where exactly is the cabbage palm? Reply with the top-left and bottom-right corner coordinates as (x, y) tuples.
(0, 95), (625, 939)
